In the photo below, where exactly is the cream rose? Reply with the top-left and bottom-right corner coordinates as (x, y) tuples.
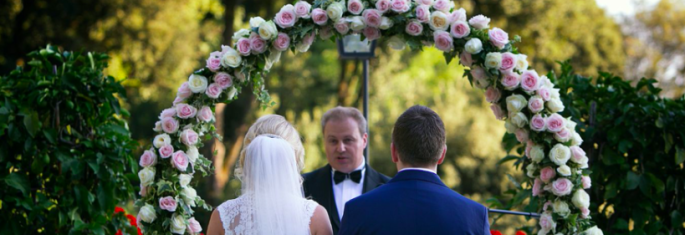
(326, 2), (345, 22)
(153, 133), (171, 148)
(485, 52), (502, 70)
(526, 163), (537, 178)
(182, 187), (198, 207)
(505, 120), (517, 134)
(380, 17), (394, 30)
(138, 167), (156, 187)
(171, 214), (187, 234)
(583, 226), (604, 235)
(571, 132), (583, 147)
(186, 146), (199, 164)
(258, 21), (278, 40)
(138, 204), (157, 223)
(249, 17), (265, 28)
(547, 98), (565, 113)
(465, 38), (483, 54)
(429, 11), (449, 31)
(349, 16), (366, 31)
(232, 29), (250, 42)
(506, 94), (527, 114)
(530, 145), (545, 163)
(180, 174), (193, 188)
(550, 143), (571, 166)
(515, 54), (529, 71)
(557, 165), (572, 176)
(388, 35), (406, 50)
(552, 200), (571, 218)
(511, 112), (528, 128)
(188, 74), (208, 93)
(572, 189), (590, 209)
(220, 47), (242, 68)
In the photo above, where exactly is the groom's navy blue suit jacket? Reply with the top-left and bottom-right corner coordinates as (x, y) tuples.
(338, 169), (490, 235)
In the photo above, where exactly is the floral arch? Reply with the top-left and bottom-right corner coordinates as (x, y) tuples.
(135, 0), (601, 234)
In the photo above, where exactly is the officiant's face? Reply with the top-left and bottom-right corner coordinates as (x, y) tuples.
(324, 117), (367, 173)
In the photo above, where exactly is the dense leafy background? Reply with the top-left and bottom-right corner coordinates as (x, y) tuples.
(0, 46), (139, 234)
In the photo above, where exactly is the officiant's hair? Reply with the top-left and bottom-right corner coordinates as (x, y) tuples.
(236, 114), (305, 179)
(392, 105), (445, 166)
(321, 106), (367, 136)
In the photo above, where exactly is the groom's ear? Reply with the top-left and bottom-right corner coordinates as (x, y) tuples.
(437, 145), (447, 165)
(391, 143), (399, 163)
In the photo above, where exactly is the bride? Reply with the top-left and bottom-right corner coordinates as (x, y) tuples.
(207, 115), (333, 235)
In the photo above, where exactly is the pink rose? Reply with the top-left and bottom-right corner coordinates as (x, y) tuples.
(273, 33), (291, 51)
(582, 175), (592, 189)
(334, 20), (350, 35)
(376, 0), (391, 13)
(433, 0), (451, 12)
(172, 150), (189, 171)
(275, 5), (297, 28)
(521, 70), (541, 92)
(433, 30), (453, 52)
(176, 103), (197, 119)
(173, 97), (185, 105)
(363, 27), (381, 41)
(188, 217), (202, 233)
(416, 5), (430, 23)
(470, 66), (486, 80)
(500, 52), (516, 72)
(159, 196), (178, 212)
(468, 14), (490, 30)
(236, 38), (251, 56)
(348, 0), (364, 15)
(539, 213), (555, 231)
(206, 51), (221, 72)
(205, 83), (223, 99)
(530, 114), (547, 132)
(159, 144), (174, 159)
(448, 8), (466, 23)
(485, 87), (501, 103)
(538, 87), (552, 101)
(319, 26), (334, 40)
(181, 129), (199, 146)
(139, 150), (157, 167)
(551, 178), (573, 196)
(540, 166), (557, 183)
(405, 20), (424, 36)
(294, 1), (311, 19)
(139, 185), (147, 197)
(554, 128), (572, 142)
(160, 108), (177, 119)
(312, 8), (328, 25)
(177, 82), (192, 99)
(528, 96), (544, 113)
(213, 72), (233, 89)
(501, 72), (520, 90)
(543, 201), (553, 211)
(490, 104), (505, 120)
(580, 207), (590, 218)
(532, 177), (543, 196)
(362, 9), (382, 28)
(416, 0), (434, 5)
(450, 21), (470, 38)
(525, 140), (534, 158)
(460, 51), (473, 67)
(249, 36), (267, 54)
(161, 117), (180, 134)
(391, 0), (410, 13)
(197, 106), (214, 122)
(570, 146), (586, 163)
(515, 129), (529, 143)
(488, 27), (509, 49)
(546, 114), (565, 132)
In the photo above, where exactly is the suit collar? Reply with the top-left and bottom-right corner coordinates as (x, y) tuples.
(389, 169), (445, 187)
(362, 164), (382, 193)
(317, 164), (341, 229)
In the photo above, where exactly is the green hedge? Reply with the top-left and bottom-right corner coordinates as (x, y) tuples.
(0, 46), (139, 234)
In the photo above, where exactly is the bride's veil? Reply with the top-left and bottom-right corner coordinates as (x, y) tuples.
(241, 134), (308, 235)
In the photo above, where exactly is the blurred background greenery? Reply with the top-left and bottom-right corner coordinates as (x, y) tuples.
(2, 0), (683, 233)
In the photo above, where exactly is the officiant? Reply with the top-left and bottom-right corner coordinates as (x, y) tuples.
(303, 106), (391, 235)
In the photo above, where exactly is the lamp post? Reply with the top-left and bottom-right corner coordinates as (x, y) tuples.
(337, 34), (376, 160)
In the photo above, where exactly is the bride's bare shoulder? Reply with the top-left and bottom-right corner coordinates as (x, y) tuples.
(207, 208), (224, 235)
(309, 205), (332, 235)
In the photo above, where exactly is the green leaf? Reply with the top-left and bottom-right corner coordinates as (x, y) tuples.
(23, 110), (41, 138)
(5, 173), (30, 196)
(645, 173), (665, 194)
(626, 171), (640, 190)
(672, 211), (683, 230)
(676, 146), (685, 165)
(497, 155), (520, 166)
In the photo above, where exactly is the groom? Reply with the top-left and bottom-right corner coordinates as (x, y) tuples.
(339, 105), (490, 235)
(303, 106), (391, 235)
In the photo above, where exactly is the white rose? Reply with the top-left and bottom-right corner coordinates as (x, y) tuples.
(232, 29), (251, 41)
(179, 174), (193, 188)
(550, 143), (571, 166)
(505, 120), (517, 134)
(234, 70), (246, 83)
(541, 75), (554, 89)
(153, 134), (171, 148)
(511, 112), (528, 128)
(327, 2), (345, 22)
(380, 17), (394, 30)
(506, 94), (527, 114)
(227, 87), (238, 100)
(583, 226), (604, 235)
(182, 187), (198, 207)
(552, 200), (571, 218)
(557, 165), (572, 176)
(465, 38), (483, 54)
(526, 163), (537, 178)
(429, 11), (449, 31)
(265, 50), (282, 71)
(388, 35), (406, 50)
(547, 98), (565, 113)
(550, 88), (561, 99)
(186, 146), (199, 164)
(349, 16), (365, 31)
(188, 74), (208, 93)
(170, 214), (187, 234)
(138, 204), (157, 223)
(485, 52), (502, 70)
(572, 189), (590, 209)
(530, 145), (545, 163)
(515, 54), (529, 72)
(571, 132), (583, 146)
(249, 17), (265, 28)
(258, 21), (278, 40)
(221, 47), (242, 68)
(138, 167), (156, 187)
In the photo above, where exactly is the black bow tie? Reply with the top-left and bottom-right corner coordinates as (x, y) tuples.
(334, 169), (363, 184)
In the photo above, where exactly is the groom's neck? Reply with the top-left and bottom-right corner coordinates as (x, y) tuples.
(396, 163), (438, 173)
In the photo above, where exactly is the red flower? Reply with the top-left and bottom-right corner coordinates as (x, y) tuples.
(114, 206), (125, 214)
(516, 231), (527, 235)
(490, 230), (503, 235)
(126, 214), (137, 227)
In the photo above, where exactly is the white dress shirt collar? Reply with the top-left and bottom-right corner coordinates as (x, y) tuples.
(399, 167), (437, 174)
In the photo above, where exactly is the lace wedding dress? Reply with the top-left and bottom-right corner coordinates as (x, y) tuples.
(217, 194), (319, 235)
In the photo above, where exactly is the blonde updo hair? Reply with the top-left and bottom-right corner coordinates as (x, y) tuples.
(235, 114), (305, 179)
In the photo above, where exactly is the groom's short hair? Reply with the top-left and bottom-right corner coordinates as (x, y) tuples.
(392, 105), (445, 167)
(321, 106), (367, 136)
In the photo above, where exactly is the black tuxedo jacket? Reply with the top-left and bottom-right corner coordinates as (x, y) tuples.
(302, 164), (391, 235)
